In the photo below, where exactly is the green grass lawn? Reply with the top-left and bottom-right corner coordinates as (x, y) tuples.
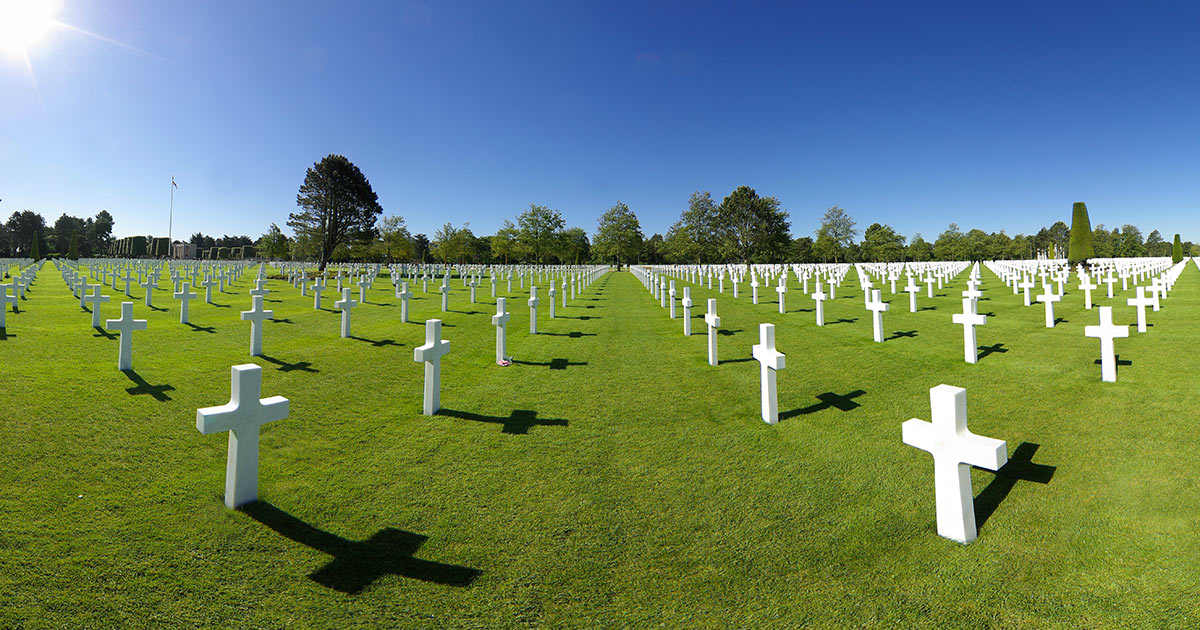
(2, 260), (1199, 629)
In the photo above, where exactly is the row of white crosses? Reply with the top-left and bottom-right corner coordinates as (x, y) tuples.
(190, 265), (619, 509)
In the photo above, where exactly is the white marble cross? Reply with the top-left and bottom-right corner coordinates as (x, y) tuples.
(84, 284), (110, 328)
(439, 278), (450, 312)
(312, 278), (326, 310)
(240, 295), (274, 357)
(751, 277), (760, 304)
(358, 275), (371, 304)
(201, 274), (219, 304)
(704, 298), (720, 366)
(776, 277), (787, 314)
(175, 281), (197, 324)
(250, 277), (270, 300)
(1078, 275), (1097, 310)
(902, 384), (1008, 544)
(866, 289), (889, 343)
(751, 323), (786, 424)
(105, 301), (148, 371)
(951, 297), (987, 364)
(528, 286), (539, 334)
(492, 298), (510, 364)
(397, 281), (412, 323)
(681, 287), (693, 336)
(1019, 276), (1034, 307)
(334, 288), (357, 338)
(1085, 306), (1128, 382)
(140, 275), (158, 308)
(413, 319), (451, 415)
(548, 285), (557, 318)
(903, 277), (920, 313)
(1035, 282), (1061, 328)
(196, 364), (289, 509)
(668, 280), (676, 319)
(1125, 286), (1152, 333)
(812, 283), (826, 326)
(122, 270), (135, 297)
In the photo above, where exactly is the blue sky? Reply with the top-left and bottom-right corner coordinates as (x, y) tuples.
(2, 1), (1197, 244)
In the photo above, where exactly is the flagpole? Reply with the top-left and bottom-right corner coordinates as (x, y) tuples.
(168, 176), (175, 258)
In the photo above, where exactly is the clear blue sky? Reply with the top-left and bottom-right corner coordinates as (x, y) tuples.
(2, 0), (1198, 244)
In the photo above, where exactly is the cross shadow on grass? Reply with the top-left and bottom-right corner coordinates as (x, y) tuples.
(917, 306), (937, 312)
(977, 343), (1009, 361)
(185, 322), (217, 334)
(974, 442), (1055, 529)
(511, 358), (587, 370)
(780, 390), (866, 420)
(559, 315), (601, 320)
(885, 330), (918, 341)
(717, 328), (743, 336)
(240, 501), (480, 594)
(0, 328), (13, 340)
(539, 331), (596, 338)
(437, 408), (569, 435)
(147, 305), (168, 312)
(349, 336), (400, 348)
(123, 370), (175, 402)
(826, 318), (858, 325)
(718, 357), (754, 365)
(270, 318), (294, 324)
(93, 326), (117, 340)
(260, 354), (319, 373)
(210, 302), (231, 309)
(1054, 317), (1069, 325)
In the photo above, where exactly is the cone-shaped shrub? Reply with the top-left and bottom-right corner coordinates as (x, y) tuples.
(1067, 202), (1094, 266)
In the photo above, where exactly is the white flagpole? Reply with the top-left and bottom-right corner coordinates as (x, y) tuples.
(168, 176), (175, 257)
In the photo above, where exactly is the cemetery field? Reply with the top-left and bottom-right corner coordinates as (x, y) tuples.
(3, 261), (1200, 629)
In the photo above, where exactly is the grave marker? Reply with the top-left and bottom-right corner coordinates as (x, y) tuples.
(902, 385), (1008, 544)
(196, 364), (288, 509)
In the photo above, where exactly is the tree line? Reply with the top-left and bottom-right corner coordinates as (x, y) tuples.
(269, 155), (1199, 267)
(1, 209), (114, 259)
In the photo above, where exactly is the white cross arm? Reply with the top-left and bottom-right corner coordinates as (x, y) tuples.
(752, 344), (785, 370)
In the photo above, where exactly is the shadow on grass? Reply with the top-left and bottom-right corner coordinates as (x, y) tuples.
(539, 331), (596, 338)
(260, 354), (319, 373)
(780, 390), (866, 420)
(917, 306), (937, 312)
(826, 318), (858, 325)
(184, 322), (217, 334)
(1054, 317), (1069, 325)
(349, 336), (400, 348)
(93, 326), (117, 340)
(240, 501), (480, 594)
(717, 328), (743, 336)
(977, 343), (1009, 361)
(885, 330), (918, 341)
(147, 305), (168, 312)
(559, 315), (601, 320)
(718, 357), (754, 365)
(0, 328), (13, 340)
(123, 369), (175, 402)
(511, 358), (587, 370)
(1094, 354), (1132, 370)
(438, 407), (568, 435)
(270, 318), (295, 324)
(210, 303), (231, 309)
(974, 442), (1055, 529)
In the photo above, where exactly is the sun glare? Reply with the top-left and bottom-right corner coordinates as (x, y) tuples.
(0, 0), (61, 56)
